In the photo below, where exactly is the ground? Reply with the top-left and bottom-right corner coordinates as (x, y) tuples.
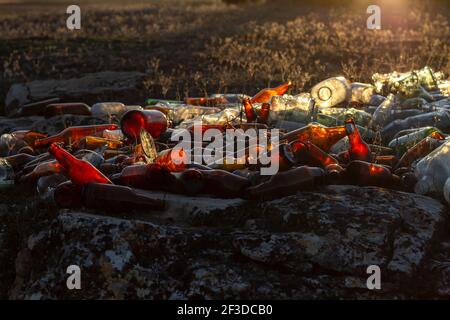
(1, 0), (450, 112)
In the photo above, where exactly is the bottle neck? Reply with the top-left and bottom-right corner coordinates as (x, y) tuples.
(275, 81), (291, 95)
(48, 144), (79, 170)
(346, 122), (363, 144)
(35, 132), (64, 148)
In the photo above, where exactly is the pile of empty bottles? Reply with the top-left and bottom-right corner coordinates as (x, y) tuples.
(1, 66), (450, 212)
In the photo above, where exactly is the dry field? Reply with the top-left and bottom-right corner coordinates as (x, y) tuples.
(0, 0), (449, 113)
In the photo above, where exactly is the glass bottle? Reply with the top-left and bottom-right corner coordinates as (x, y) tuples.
(311, 76), (350, 108)
(48, 143), (112, 186)
(345, 160), (400, 188)
(345, 118), (372, 162)
(34, 124), (118, 148)
(44, 103), (91, 118)
(395, 133), (445, 169)
(200, 169), (251, 198)
(184, 96), (228, 107)
(246, 166), (324, 200)
(289, 140), (338, 168)
(282, 123), (347, 152)
(243, 98), (257, 123)
(251, 81), (292, 104)
(120, 109), (168, 140)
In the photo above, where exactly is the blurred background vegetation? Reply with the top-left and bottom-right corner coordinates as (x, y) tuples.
(0, 0), (449, 113)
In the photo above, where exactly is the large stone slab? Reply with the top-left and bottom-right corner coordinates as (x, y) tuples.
(5, 72), (148, 116)
(6, 185), (448, 299)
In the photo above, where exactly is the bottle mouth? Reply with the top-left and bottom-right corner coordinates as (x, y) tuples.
(345, 123), (354, 134)
(280, 143), (297, 166)
(180, 169), (204, 195)
(120, 110), (146, 140)
(318, 86), (332, 101)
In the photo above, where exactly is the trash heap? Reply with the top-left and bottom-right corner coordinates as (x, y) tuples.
(1, 66), (450, 213)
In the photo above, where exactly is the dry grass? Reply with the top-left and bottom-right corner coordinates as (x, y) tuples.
(0, 0), (449, 112)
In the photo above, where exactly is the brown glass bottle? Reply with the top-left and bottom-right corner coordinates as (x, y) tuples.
(246, 166), (325, 200)
(289, 140), (338, 168)
(3, 153), (36, 171)
(74, 136), (124, 151)
(19, 160), (63, 183)
(395, 134), (445, 169)
(54, 181), (83, 209)
(83, 183), (165, 212)
(243, 98), (257, 123)
(155, 148), (188, 172)
(282, 123), (347, 153)
(49, 143), (112, 186)
(345, 160), (401, 188)
(44, 103), (91, 118)
(55, 181), (165, 211)
(324, 163), (345, 184)
(200, 169), (251, 198)
(251, 81), (292, 104)
(184, 96), (228, 107)
(120, 109), (168, 140)
(345, 118), (371, 162)
(34, 124), (118, 148)
(258, 103), (271, 124)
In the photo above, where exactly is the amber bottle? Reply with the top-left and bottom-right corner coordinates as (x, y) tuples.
(246, 166), (324, 200)
(395, 133), (446, 169)
(19, 160), (63, 183)
(53, 181), (83, 209)
(187, 124), (227, 134)
(374, 155), (397, 167)
(74, 136), (124, 151)
(55, 181), (165, 211)
(111, 164), (152, 189)
(184, 96), (228, 107)
(3, 153), (36, 172)
(282, 123), (347, 152)
(251, 81), (292, 104)
(243, 98), (257, 123)
(345, 118), (372, 162)
(324, 163), (345, 184)
(34, 124), (118, 148)
(200, 169), (251, 198)
(120, 109), (168, 140)
(289, 140), (338, 168)
(155, 148), (188, 172)
(258, 103), (271, 124)
(171, 169), (204, 196)
(48, 143), (112, 186)
(83, 183), (165, 212)
(345, 160), (401, 188)
(44, 103), (91, 118)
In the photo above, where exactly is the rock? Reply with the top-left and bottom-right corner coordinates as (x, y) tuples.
(235, 186), (446, 277)
(5, 72), (148, 116)
(0, 116), (42, 134)
(6, 185), (448, 299)
(0, 115), (113, 136)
